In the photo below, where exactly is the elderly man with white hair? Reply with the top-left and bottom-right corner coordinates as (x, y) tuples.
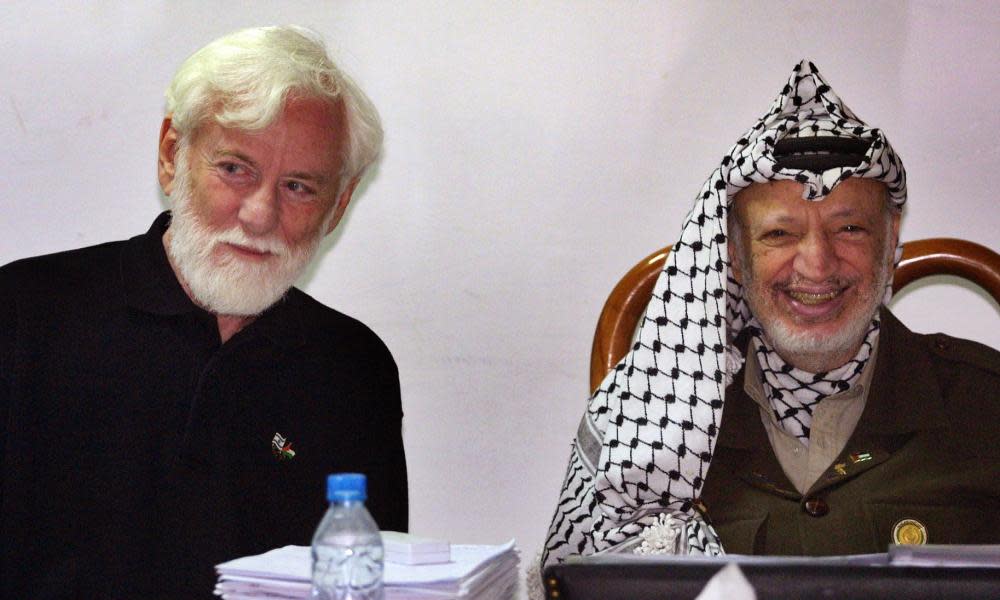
(1, 26), (406, 598)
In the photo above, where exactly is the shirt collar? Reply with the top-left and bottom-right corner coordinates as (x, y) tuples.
(120, 211), (197, 316)
(120, 211), (308, 349)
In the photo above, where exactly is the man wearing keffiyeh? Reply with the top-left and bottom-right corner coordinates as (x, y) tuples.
(540, 60), (1000, 571)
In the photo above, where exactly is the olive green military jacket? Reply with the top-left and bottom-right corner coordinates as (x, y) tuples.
(700, 309), (1000, 555)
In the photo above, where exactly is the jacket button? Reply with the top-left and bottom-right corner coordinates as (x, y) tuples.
(803, 498), (829, 517)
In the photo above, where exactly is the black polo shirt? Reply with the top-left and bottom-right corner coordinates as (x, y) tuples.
(1, 212), (408, 598)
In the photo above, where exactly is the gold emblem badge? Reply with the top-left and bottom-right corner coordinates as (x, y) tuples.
(892, 519), (928, 545)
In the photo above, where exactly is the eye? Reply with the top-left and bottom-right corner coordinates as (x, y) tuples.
(757, 228), (799, 246)
(217, 161), (250, 178)
(284, 180), (316, 196)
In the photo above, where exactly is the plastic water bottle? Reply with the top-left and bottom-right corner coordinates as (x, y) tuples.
(310, 473), (385, 600)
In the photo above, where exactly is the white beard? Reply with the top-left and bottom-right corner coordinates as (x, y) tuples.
(165, 147), (327, 316)
(744, 239), (894, 368)
(755, 282), (882, 360)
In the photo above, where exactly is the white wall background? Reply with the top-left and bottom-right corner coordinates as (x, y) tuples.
(2, 0), (998, 586)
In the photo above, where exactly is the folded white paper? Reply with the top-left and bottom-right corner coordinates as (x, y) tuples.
(382, 531), (451, 565)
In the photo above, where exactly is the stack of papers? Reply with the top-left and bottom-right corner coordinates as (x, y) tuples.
(214, 538), (518, 599)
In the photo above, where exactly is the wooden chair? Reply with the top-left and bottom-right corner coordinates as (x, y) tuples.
(590, 238), (1000, 391)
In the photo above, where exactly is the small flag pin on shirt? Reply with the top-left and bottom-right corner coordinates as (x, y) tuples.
(271, 432), (296, 460)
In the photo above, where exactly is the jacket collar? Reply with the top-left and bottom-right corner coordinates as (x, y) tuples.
(806, 309), (946, 496)
(852, 308), (948, 436)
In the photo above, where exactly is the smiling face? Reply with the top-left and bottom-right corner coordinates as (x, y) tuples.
(158, 96), (359, 315)
(729, 178), (900, 372)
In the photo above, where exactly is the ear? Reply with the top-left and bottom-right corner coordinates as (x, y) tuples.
(729, 240), (744, 285)
(890, 211), (901, 248)
(324, 177), (362, 235)
(887, 210), (902, 269)
(727, 211), (745, 285)
(158, 116), (180, 195)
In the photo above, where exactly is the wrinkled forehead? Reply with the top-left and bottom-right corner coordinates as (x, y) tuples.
(184, 89), (347, 140)
(731, 177), (891, 226)
(736, 177), (889, 209)
(188, 94), (348, 155)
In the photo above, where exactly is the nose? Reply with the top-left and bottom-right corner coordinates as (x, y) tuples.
(237, 184), (280, 236)
(793, 230), (838, 282)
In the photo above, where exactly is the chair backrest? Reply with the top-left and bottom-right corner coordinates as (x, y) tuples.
(590, 238), (1000, 392)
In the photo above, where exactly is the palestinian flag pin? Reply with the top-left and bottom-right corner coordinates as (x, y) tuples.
(271, 432), (296, 460)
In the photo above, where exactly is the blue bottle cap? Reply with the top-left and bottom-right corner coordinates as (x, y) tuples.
(326, 473), (367, 502)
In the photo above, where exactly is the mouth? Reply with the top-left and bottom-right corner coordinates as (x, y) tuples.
(222, 242), (276, 261)
(787, 289), (842, 305)
(778, 284), (851, 321)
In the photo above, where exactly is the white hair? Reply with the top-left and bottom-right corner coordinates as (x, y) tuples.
(165, 25), (383, 190)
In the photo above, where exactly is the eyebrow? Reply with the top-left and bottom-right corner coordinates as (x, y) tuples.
(212, 149), (257, 166)
(825, 207), (867, 220)
(754, 214), (799, 228)
(285, 170), (330, 186)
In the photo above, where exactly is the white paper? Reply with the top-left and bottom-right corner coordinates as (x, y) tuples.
(215, 539), (518, 600)
(694, 563), (756, 600)
(383, 531), (450, 554)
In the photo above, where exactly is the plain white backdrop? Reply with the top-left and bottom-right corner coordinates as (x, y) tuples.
(2, 1), (998, 590)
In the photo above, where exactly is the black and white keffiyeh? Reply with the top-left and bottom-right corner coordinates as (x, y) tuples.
(541, 60), (907, 567)
(752, 318), (879, 443)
